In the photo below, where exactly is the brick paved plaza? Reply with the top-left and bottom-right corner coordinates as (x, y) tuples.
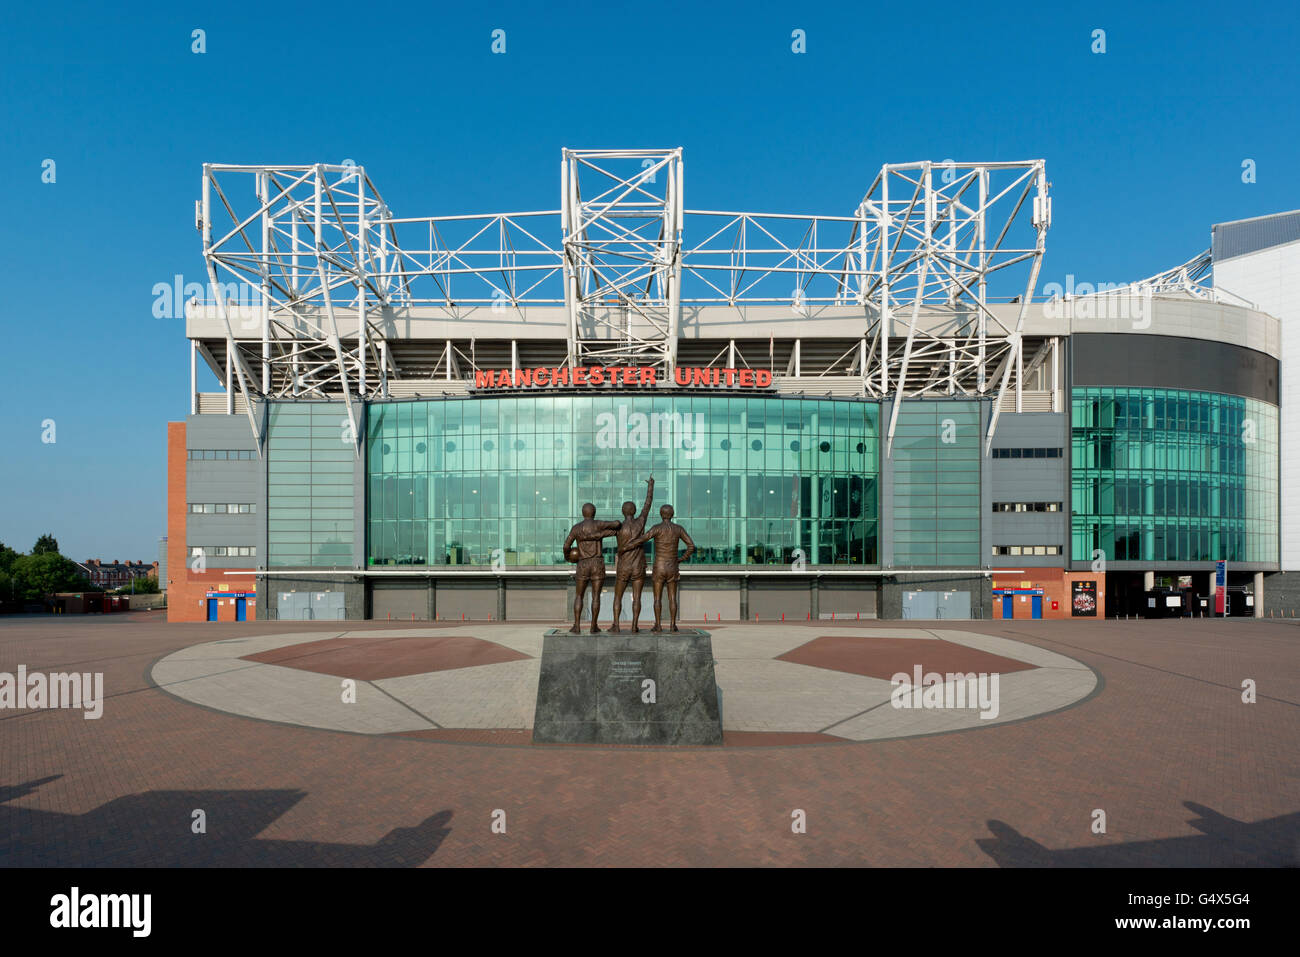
(1, 613), (1297, 866)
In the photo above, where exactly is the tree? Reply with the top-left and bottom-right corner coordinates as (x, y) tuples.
(32, 534), (60, 556)
(0, 544), (19, 603)
(10, 553), (88, 602)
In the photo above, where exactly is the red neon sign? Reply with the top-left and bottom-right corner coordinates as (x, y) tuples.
(472, 365), (773, 390)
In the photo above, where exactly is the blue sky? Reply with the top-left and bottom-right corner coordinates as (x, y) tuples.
(1, 0), (1297, 561)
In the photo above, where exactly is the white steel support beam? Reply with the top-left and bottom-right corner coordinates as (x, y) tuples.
(879, 173), (890, 396)
(561, 149), (683, 373)
(984, 166), (1050, 454)
(885, 256), (931, 455)
(357, 169), (367, 398)
(258, 171), (270, 395)
(202, 165), (263, 448)
(977, 168), (988, 393)
(313, 166), (360, 458)
(192, 154), (1051, 448)
(204, 261), (262, 447)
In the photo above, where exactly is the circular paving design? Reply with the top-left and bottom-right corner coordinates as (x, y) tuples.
(151, 624), (1099, 747)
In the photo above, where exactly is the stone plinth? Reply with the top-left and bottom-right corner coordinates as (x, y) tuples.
(532, 629), (722, 745)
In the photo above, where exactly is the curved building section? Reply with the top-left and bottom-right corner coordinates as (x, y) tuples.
(1069, 387), (1278, 565)
(1070, 334), (1278, 405)
(1059, 294), (1284, 616)
(1069, 325), (1281, 569)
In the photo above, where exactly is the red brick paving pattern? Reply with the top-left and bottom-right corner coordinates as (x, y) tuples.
(721, 731), (846, 746)
(390, 729), (535, 745)
(777, 634), (1037, 679)
(1, 613), (1298, 865)
(243, 634), (530, 680)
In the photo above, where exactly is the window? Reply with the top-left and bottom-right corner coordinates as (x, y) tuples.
(1070, 387), (1278, 563)
(991, 447), (1062, 459)
(189, 545), (256, 558)
(991, 544), (1063, 556)
(362, 394), (882, 568)
(992, 502), (1062, 513)
(188, 449), (256, 460)
(189, 503), (256, 514)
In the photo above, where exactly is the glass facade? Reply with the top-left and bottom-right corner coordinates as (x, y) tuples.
(366, 395), (880, 567)
(267, 403), (357, 567)
(890, 401), (982, 567)
(1071, 387), (1278, 564)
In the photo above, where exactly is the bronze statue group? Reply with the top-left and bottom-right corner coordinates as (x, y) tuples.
(562, 477), (696, 634)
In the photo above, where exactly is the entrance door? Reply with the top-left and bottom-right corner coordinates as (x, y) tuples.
(1002, 595), (1014, 619)
(206, 599), (218, 622)
(902, 591), (938, 619)
(235, 598), (247, 621)
(1031, 595), (1043, 619)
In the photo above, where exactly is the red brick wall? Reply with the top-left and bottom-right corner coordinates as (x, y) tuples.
(992, 569), (1107, 621)
(165, 422), (258, 623)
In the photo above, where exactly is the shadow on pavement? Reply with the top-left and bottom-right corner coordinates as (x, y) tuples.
(977, 801), (1300, 866)
(0, 777), (453, 866)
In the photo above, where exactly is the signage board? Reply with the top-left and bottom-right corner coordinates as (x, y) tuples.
(473, 365), (774, 391)
(1071, 580), (1097, 617)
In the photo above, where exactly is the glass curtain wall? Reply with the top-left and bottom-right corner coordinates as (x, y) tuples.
(1070, 387), (1279, 564)
(367, 395), (880, 567)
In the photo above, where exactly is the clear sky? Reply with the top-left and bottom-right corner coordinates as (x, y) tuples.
(1, 0), (1297, 561)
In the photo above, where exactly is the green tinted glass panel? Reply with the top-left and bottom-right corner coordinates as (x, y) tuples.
(1069, 388), (1277, 564)
(365, 395), (880, 567)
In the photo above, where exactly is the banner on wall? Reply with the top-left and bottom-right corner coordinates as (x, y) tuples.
(1071, 580), (1097, 617)
(1215, 560), (1227, 615)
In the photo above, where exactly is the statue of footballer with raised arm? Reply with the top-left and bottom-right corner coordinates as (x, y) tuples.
(619, 503), (696, 633)
(611, 477), (655, 633)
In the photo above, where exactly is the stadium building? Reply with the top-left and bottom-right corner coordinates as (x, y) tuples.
(164, 150), (1295, 622)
